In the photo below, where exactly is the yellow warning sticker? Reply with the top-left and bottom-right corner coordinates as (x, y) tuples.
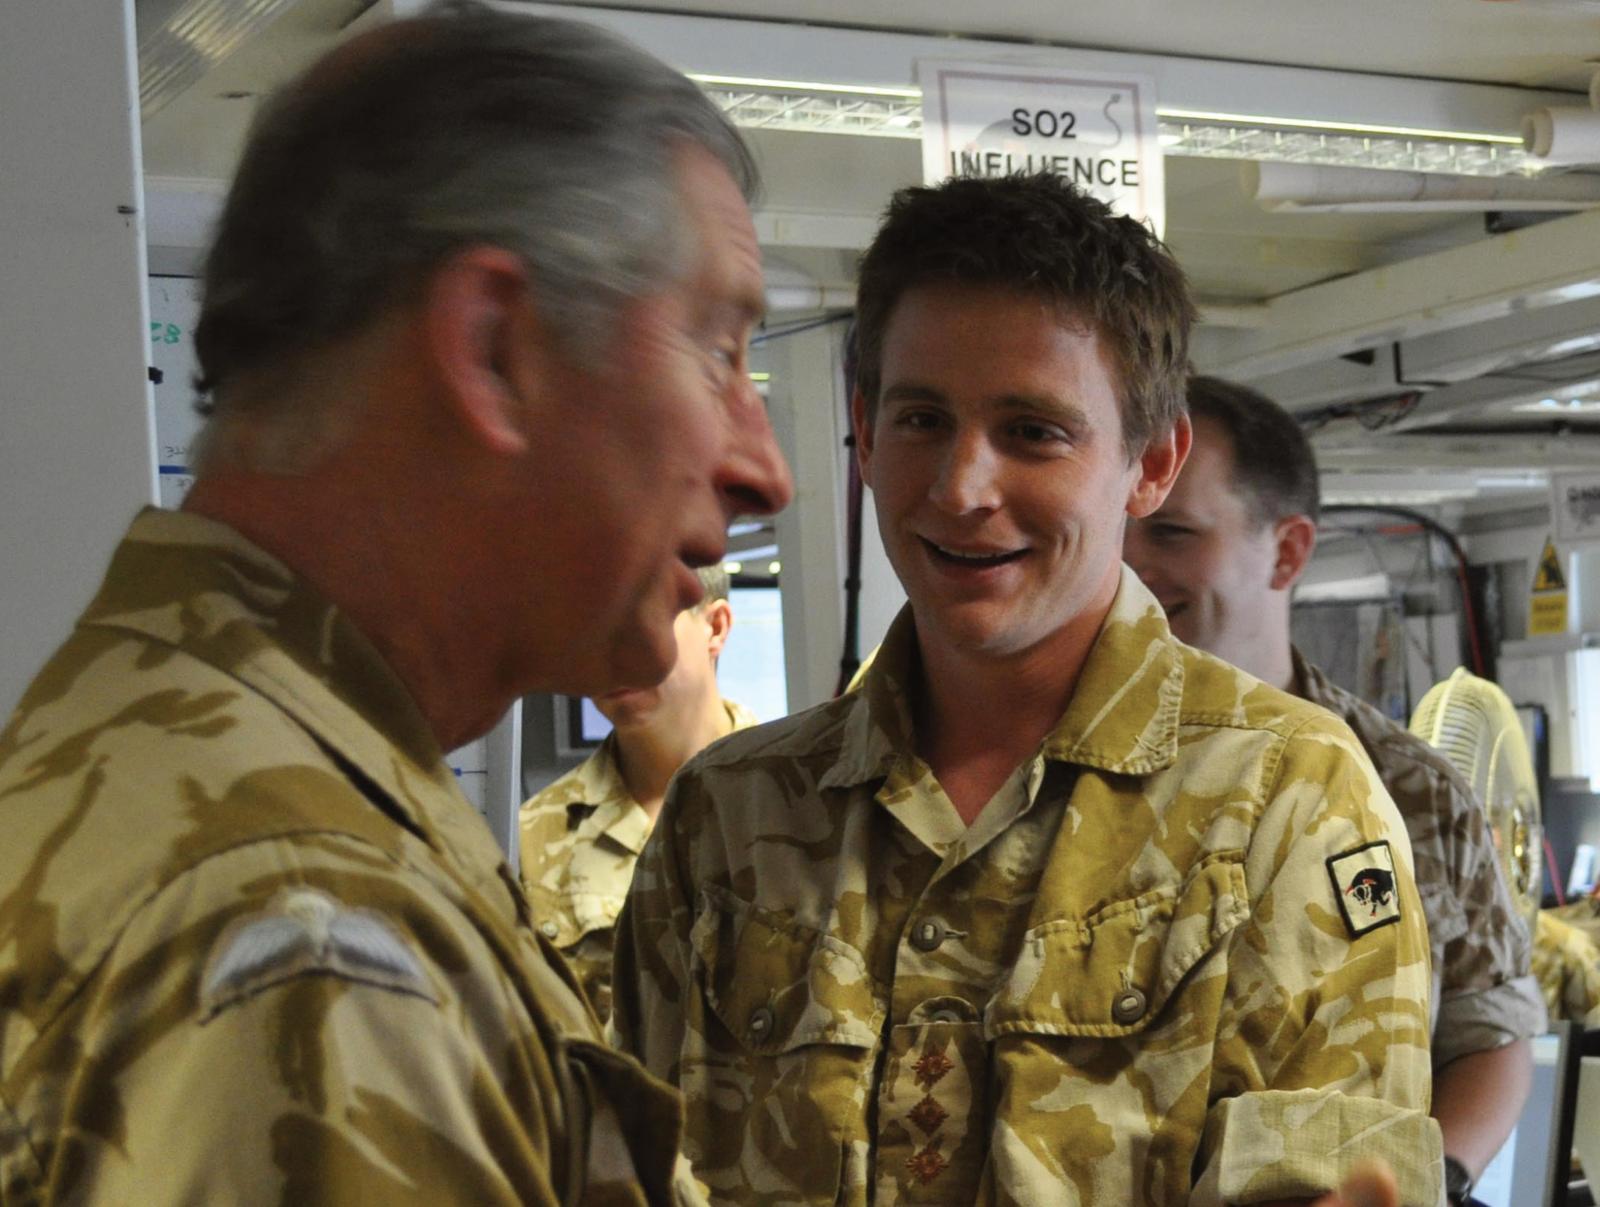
(1533, 538), (1567, 593)
(1530, 537), (1568, 637)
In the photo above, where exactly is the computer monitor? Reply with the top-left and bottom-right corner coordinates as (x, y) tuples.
(550, 584), (789, 760)
(1471, 1023), (1582, 1207)
(552, 693), (613, 760)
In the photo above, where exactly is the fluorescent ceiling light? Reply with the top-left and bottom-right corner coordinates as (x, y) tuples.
(1296, 573), (1393, 603)
(693, 77), (1538, 176)
(1159, 107), (1521, 146)
(1512, 397), (1600, 413)
(688, 73), (920, 99)
(1320, 490), (1467, 505)
(1475, 472), (1550, 489)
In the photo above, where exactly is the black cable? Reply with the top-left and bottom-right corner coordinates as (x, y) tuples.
(1319, 504), (1488, 676)
(752, 311), (853, 346)
(835, 319), (864, 696)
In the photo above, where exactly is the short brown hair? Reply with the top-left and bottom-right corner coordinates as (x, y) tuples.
(853, 172), (1195, 454)
(1186, 375), (1320, 524)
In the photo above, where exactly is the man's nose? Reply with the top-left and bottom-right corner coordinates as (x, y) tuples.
(718, 380), (794, 519)
(929, 430), (1000, 515)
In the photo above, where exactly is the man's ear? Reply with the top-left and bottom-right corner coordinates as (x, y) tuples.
(704, 599), (733, 661)
(423, 246), (540, 456)
(1270, 514), (1318, 591)
(1126, 412), (1192, 519)
(850, 386), (877, 488)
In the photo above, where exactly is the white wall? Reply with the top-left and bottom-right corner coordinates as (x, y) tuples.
(1, 0), (155, 717)
(767, 322), (849, 711)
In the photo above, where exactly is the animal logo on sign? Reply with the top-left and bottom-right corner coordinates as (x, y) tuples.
(1344, 866), (1396, 918)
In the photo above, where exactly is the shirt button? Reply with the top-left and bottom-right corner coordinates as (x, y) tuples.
(748, 1006), (775, 1039)
(1111, 987), (1147, 1025)
(910, 919), (946, 952)
(539, 920), (559, 939)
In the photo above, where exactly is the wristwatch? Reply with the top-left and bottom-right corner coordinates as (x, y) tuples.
(1443, 1154), (1474, 1206)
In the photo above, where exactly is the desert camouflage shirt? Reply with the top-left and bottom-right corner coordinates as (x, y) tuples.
(519, 698), (757, 1019)
(1531, 910), (1600, 1026)
(1293, 651), (1546, 1066)
(0, 508), (699, 1205)
(613, 568), (1443, 1206)
(1546, 895), (1600, 948)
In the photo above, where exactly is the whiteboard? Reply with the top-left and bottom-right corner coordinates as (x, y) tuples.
(146, 276), (204, 508)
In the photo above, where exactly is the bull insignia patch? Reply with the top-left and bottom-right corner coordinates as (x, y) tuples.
(1327, 841), (1402, 938)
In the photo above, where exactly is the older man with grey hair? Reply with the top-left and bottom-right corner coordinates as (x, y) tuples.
(0, 3), (790, 1202)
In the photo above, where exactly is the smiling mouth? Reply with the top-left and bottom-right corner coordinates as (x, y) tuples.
(922, 538), (1028, 568)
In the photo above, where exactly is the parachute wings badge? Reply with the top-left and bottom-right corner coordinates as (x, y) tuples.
(199, 887), (436, 1020)
(1327, 841), (1403, 938)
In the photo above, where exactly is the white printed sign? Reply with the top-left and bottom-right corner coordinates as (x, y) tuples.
(1552, 471), (1600, 546)
(147, 276), (205, 509)
(918, 58), (1164, 237)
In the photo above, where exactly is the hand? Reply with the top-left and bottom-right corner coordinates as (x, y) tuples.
(1309, 1159), (1399, 1207)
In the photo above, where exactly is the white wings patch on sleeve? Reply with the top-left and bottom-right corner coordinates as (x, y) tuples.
(199, 887), (438, 1021)
(328, 911), (428, 982)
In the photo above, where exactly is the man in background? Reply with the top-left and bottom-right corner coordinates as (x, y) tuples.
(0, 5), (790, 1201)
(1125, 374), (1546, 1207)
(614, 173), (1440, 1205)
(521, 565), (756, 1018)
(1532, 908), (1600, 1026)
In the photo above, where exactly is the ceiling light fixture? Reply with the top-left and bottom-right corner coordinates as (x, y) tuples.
(1159, 107), (1522, 146)
(1512, 397), (1600, 413)
(688, 72), (921, 99)
(690, 75), (1538, 176)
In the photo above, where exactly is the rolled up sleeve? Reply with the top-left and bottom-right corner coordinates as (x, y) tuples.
(1192, 1089), (1443, 1206)
(1434, 976), (1547, 1067)
(1194, 713), (1444, 1206)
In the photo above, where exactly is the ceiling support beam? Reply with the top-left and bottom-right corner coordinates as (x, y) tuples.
(1315, 432), (1600, 471)
(1212, 206), (1600, 379)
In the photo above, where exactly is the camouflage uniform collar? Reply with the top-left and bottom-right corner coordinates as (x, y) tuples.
(721, 697), (759, 731)
(78, 507), (455, 813)
(821, 566), (1183, 790)
(1038, 568), (1184, 773)
(566, 738), (654, 856)
(1291, 646), (1338, 707)
(571, 700), (757, 854)
(816, 612), (919, 791)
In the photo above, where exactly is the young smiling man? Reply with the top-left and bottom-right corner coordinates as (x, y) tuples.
(611, 173), (1440, 1205)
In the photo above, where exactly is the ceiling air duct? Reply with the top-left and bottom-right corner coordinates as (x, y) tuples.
(1519, 68), (1600, 166)
(136, 0), (298, 119)
(1244, 160), (1600, 213)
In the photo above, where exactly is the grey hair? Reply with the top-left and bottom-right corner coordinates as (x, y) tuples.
(694, 562), (731, 607)
(191, 0), (756, 470)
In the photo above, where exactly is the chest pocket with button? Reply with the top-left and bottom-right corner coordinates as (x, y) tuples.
(683, 884), (886, 1203)
(981, 855), (1252, 1204)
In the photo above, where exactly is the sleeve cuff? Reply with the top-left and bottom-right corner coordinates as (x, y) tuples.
(1191, 1088), (1444, 1207)
(1433, 976), (1548, 1067)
